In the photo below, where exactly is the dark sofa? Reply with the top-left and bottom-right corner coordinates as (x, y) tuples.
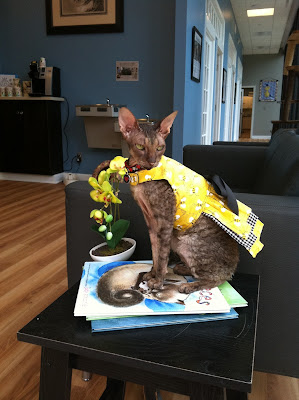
(65, 128), (299, 379)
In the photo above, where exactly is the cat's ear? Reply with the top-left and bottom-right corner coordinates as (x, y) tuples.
(118, 107), (138, 139)
(158, 111), (178, 138)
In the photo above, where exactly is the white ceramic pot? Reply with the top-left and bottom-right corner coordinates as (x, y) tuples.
(89, 238), (136, 262)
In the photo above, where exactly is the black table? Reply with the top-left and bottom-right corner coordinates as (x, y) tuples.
(17, 273), (259, 400)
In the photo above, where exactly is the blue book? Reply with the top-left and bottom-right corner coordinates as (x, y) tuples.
(91, 309), (238, 332)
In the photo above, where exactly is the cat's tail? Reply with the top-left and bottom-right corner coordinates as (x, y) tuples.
(96, 278), (144, 307)
(92, 160), (111, 179)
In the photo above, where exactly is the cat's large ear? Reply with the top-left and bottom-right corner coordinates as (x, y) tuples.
(159, 111), (178, 138)
(118, 107), (138, 139)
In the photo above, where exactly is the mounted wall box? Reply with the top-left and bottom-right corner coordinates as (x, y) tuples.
(75, 101), (126, 149)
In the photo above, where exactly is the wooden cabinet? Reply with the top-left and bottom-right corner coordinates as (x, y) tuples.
(0, 98), (63, 175)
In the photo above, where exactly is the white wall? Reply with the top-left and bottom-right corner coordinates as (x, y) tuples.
(242, 54), (284, 138)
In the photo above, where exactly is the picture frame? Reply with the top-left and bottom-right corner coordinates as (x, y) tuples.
(222, 68), (227, 103)
(116, 61), (139, 81)
(191, 26), (202, 83)
(259, 79), (278, 102)
(45, 0), (124, 35)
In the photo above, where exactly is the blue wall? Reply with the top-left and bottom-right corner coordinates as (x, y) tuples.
(172, 0), (242, 160)
(0, 0), (242, 172)
(173, 0), (206, 162)
(0, 0), (175, 173)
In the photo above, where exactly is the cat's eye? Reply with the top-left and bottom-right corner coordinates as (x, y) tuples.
(157, 145), (164, 151)
(136, 144), (145, 150)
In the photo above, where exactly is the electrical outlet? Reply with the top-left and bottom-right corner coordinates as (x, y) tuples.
(76, 153), (82, 163)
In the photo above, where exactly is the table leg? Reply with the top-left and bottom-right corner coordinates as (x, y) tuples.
(226, 389), (248, 400)
(190, 383), (224, 400)
(143, 386), (159, 400)
(39, 347), (72, 400)
(98, 378), (126, 400)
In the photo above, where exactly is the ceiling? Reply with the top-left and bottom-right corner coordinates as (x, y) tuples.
(231, 0), (298, 55)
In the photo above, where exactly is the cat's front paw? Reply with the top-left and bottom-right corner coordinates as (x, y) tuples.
(143, 271), (155, 281)
(147, 277), (164, 290)
(178, 282), (199, 294)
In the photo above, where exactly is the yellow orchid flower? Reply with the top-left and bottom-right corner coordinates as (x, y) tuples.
(88, 176), (101, 190)
(90, 180), (122, 207)
(108, 156), (128, 176)
(97, 170), (110, 185)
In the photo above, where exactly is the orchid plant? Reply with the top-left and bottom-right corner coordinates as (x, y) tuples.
(88, 156), (130, 249)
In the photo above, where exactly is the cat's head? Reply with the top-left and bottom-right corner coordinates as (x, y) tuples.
(118, 107), (177, 169)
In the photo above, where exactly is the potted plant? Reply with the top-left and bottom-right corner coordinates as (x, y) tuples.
(88, 156), (136, 262)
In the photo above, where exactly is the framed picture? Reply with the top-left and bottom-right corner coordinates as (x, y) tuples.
(45, 0), (124, 34)
(116, 61), (139, 81)
(259, 79), (278, 102)
(222, 68), (227, 103)
(191, 26), (202, 83)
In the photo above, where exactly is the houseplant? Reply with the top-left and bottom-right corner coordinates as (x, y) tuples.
(88, 156), (136, 261)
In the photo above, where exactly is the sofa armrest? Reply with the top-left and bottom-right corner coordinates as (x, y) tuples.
(65, 181), (151, 287)
(183, 145), (266, 192)
(234, 193), (299, 377)
(213, 141), (269, 147)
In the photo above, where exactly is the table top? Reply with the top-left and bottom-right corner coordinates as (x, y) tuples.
(18, 273), (259, 392)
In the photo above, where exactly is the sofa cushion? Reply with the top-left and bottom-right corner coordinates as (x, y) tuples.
(65, 181), (151, 287)
(253, 129), (299, 196)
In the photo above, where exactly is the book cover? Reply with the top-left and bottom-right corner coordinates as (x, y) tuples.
(218, 281), (248, 308)
(90, 308), (239, 332)
(74, 261), (231, 317)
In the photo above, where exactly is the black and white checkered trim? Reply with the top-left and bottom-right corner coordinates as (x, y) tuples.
(203, 211), (259, 251)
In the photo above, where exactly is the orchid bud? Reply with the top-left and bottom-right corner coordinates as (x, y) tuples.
(106, 232), (113, 241)
(105, 214), (113, 223)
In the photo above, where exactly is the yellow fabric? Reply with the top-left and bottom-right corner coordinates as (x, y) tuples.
(128, 156), (264, 258)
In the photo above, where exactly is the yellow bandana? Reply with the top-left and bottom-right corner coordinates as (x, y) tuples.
(128, 156), (264, 258)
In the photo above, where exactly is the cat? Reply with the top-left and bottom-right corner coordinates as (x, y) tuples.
(117, 107), (239, 294)
(96, 263), (189, 307)
(93, 107), (239, 294)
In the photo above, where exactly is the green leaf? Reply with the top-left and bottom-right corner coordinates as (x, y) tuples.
(91, 224), (106, 240)
(106, 219), (130, 248)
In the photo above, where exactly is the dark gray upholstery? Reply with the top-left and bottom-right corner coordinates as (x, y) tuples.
(253, 130), (299, 195)
(65, 182), (151, 288)
(65, 128), (299, 379)
(183, 129), (299, 378)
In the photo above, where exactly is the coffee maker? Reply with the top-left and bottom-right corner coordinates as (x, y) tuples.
(28, 59), (61, 97)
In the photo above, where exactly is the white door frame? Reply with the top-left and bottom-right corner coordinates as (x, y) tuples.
(224, 34), (237, 141)
(201, 29), (216, 144)
(242, 85), (256, 139)
(233, 57), (243, 141)
(213, 46), (224, 142)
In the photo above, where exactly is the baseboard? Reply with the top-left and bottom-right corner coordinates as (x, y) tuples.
(0, 172), (90, 184)
(251, 135), (271, 140)
(0, 172), (65, 184)
(63, 173), (90, 185)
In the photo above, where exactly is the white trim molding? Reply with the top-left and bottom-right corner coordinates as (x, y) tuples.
(0, 172), (90, 184)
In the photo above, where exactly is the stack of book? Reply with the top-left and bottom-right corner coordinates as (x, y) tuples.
(74, 260), (248, 333)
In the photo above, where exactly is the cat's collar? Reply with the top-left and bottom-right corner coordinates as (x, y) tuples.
(124, 160), (143, 184)
(124, 160), (143, 173)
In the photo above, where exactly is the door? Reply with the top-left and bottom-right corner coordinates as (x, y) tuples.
(201, 30), (215, 145)
(0, 101), (25, 172)
(213, 47), (223, 142)
(223, 35), (237, 141)
(240, 87), (255, 139)
(233, 58), (243, 141)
